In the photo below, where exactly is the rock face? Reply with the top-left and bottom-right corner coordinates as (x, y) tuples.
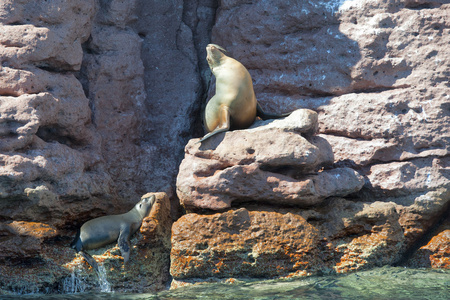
(0, 0), (215, 293)
(0, 0), (449, 294)
(177, 109), (365, 210)
(0, 0), (216, 224)
(171, 0), (450, 282)
(171, 200), (405, 280)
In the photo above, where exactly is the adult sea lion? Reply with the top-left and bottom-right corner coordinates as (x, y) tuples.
(200, 44), (290, 142)
(71, 194), (156, 273)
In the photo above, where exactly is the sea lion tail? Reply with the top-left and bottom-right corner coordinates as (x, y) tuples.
(70, 228), (82, 251)
(257, 102), (291, 120)
(71, 229), (100, 276)
(80, 251), (100, 275)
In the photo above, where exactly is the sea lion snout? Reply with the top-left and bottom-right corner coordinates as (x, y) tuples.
(206, 44), (227, 68)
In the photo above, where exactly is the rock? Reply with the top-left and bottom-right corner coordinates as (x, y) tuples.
(0, 0), (118, 227)
(0, 192), (172, 294)
(177, 109), (364, 210)
(171, 207), (321, 279)
(406, 218), (450, 269)
(170, 198), (405, 280)
(140, 192), (173, 249)
(171, 0), (450, 283)
(0, 0), (215, 224)
(1, 0), (450, 293)
(0, 221), (58, 262)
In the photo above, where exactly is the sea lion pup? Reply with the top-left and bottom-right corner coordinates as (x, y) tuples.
(71, 194), (156, 273)
(200, 44), (290, 142)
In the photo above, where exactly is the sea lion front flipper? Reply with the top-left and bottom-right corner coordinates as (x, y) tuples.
(118, 225), (132, 264)
(80, 251), (99, 275)
(200, 105), (230, 142)
(256, 102), (291, 120)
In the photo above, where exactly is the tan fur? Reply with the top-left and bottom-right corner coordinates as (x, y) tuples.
(201, 44), (257, 142)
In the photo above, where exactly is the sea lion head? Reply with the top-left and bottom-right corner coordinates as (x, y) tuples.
(206, 44), (227, 69)
(135, 194), (156, 218)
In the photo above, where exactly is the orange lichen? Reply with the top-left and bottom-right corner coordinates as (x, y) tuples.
(7, 221), (57, 239)
(418, 229), (450, 269)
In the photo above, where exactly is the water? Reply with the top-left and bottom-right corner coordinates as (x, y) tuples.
(1, 267), (449, 300)
(97, 264), (112, 293)
(62, 262), (111, 294)
(62, 265), (88, 294)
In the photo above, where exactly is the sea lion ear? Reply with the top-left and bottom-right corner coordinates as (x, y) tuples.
(216, 45), (227, 53)
(210, 44), (227, 53)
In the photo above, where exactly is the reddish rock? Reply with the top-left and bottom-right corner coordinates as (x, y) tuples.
(171, 207), (322, 279)
(170, 199), (405, 281)
(0, 221), (58, 261)
(1, 0), (450, 292)
(407, 218), (450, 269)
(420, 230), (449, 269)
(140, 192), (173, 249)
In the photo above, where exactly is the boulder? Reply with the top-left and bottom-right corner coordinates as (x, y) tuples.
(177, 109), (364, 210)
(406, 218), (450, 269)
(170, 198), (405, 280)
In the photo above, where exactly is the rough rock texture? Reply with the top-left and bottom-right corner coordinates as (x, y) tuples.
(0, 0), (217, 222)
(407, 217), (450, 269)
(0, 0), (216, 293)
(0, 192), (171, 294)
(177, 109), (365, 210)
(171, 199), (405, 281)
(1, 0), (449, 294)
(171, 0), (450, 282)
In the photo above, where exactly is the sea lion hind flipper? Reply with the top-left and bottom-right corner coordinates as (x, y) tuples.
(199, 106), (230, 142)
(118, 226), (132, 264)
(80, 251), (100, 275)
(256, 102), (291, 120)
(70, 229), (83, 252)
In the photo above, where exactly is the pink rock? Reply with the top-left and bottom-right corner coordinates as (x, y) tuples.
(177, 109), (364, 210)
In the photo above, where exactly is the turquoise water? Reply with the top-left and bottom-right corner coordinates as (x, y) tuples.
(1, 267), (449, 299)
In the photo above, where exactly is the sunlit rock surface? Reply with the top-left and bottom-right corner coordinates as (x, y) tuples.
(177, 109), (364, 210)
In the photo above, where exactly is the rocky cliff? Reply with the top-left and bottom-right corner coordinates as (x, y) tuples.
(0, 0), (449, 294)
(172, 0), (450, 285)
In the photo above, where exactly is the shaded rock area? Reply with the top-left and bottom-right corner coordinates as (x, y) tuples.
(407, 215), (450, 269)
(171, 0), (450, 283)
(0, 192), (171, 294)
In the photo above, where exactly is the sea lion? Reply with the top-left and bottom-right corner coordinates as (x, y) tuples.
(200, 44), (290, 142)
(71, 194), (156, 273)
